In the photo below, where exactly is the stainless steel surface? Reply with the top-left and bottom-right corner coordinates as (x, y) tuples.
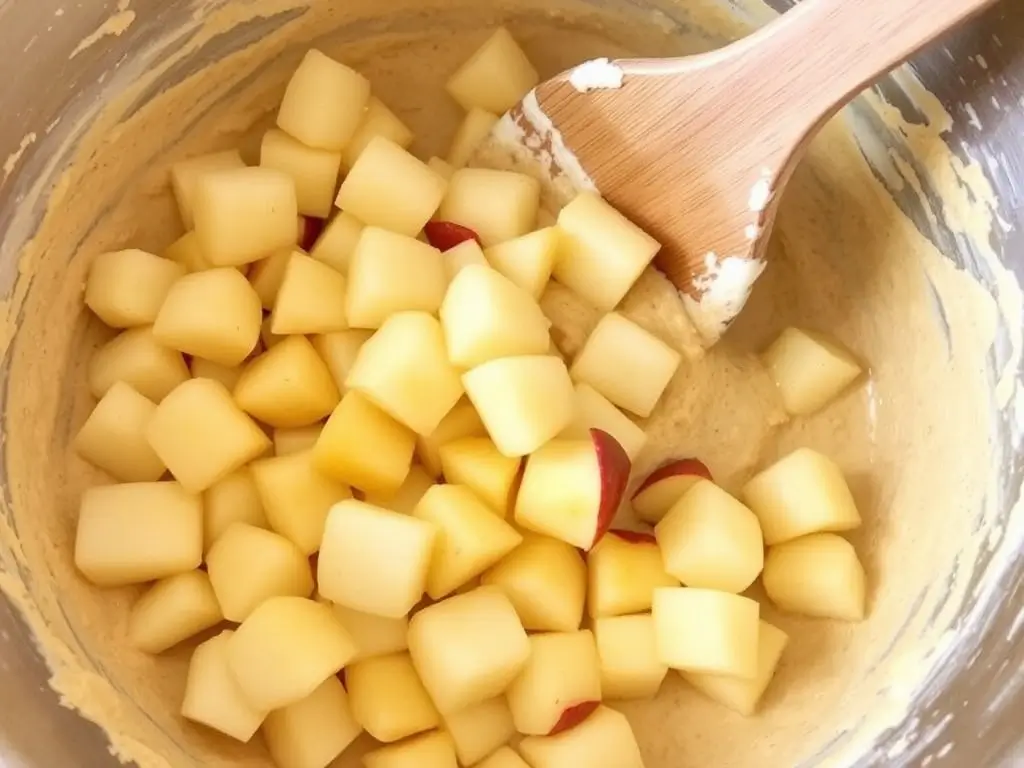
(0, 0), (1022, 765)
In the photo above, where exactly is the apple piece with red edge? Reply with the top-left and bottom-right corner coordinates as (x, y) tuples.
(631, 458), (712, 525)
(587, 529), (678, 619)
(514, 429), (631, 551)
(298, 215), (326, 251)
(423, 221), (481, 251)
(550, 700), (600, 735)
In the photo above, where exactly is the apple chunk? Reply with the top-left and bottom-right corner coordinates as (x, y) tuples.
(364, 464), (435, 515)
(593, 614), (668, 700)
(438, 437), (520, 515)
(170, 149), (245, 230)
(447, 107), (499, 168)
(74, 381), (166, 482)
(181, 631), (267, 742)
(442, 697), (515, 766)
(438, 168), (540, 247)
(85, 249), (184, 329)
(631, 458), (713, 524)
(127, 570), (223, 654)
(311, 329), (373, 392)
(506, 630), (602, 736)
(347, 652), (440, 742)
(271, 251), (349, 335)
(88, 326), (189, 403)
(342, 96), (415, 170)
(445, 27), (538, 114)
(277, 49), (370, 150)
(260, 128), (342, 218)
(442, 238), (488, 280)
(203, 469), (268, 551)
(262, 677), (363, 768)
(309, 211), (364, 274)
(560, 382), (647, 461)
(514, 430), (631, 551)
(272, 425), (322, 457)
(363, 731), (458, 768)
(762, 533), (867, 621)
(332, 604), (408, 662)
(519, 706), (644, 768)
(587, 530), (678, 618)
(416, 400), (487, 478)
(484, 226), (558, 300)
(763, 327), (863, 416)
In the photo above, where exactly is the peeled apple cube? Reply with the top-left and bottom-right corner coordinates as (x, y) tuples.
(652, 587), (760, 678)
(443, 238), (488, 280)
(762, 533), (867, 620)
(311, 329), (373, 391)
(260, 128), (342, 218)
(763, 327), (863, 416)
(571, 312), (681, 417)
(277, 49), (371, 150)
(680, 619), (789, 716)
(742, 447), (862, 545)
(587, 530), (678, 618)
(336, 136), (447, 237)
(477, 747), (530, 768)
(438, 168), (540, 247)
(313, 391), (416, 495)
(343, 96), (415, 169)
(85, 249), (184, 328)
(249, 249), (292, 309)
(345, 227), (447, 329)
(152, 267), (262, 367)
(74, 381), (165, 482)
(227, 596), (357, 711)
(519, 705), (644, 768)
(560, 382), (647, 460)
(318, 500), (437, 618)
(309, 210), (364, 274)
(407, 586), (530, 713)
(364, 464), (435, 515)
(593, 614), (668, 700)
(463, 355), (575, 458)
(164, 231), (211, 273)
(74, 481), (202, 587)
(481, 533), (587, 632)
(332, 604), (408, 662)
(445, 27), (539, 114)
(346, 312), (464, 437)
(202, 468), (268, 551)
(484, 226), (558, 300)
(438, 437), (520, 515)
(363, 731), (458, 768)
(262, 677), (363, 768)
(442, 697), (515, 766)
(273, 425), (322, 456)
(347, 652), (441, 742)
(88, 326), (190, 403)
(416, 400), (487, 478)
(190, 357), (243, 391)
(271, 251), (349, 335)
(182, 631), (267, 742)
(655, 479), (765, 594)
(412, 484), (523, 599)
(554, 192), (661, 312)
(447, 106), (499, 168)
(193, 167), (298, 266)
(145, 378), (271, 493)
(170, 149), (246, 230)
(506, 630), (602, 736)
(127, 570), (223, 654)
(439, 264), (551, 369)
(631, 458), (713, 525)
(234, 335), (340, 428)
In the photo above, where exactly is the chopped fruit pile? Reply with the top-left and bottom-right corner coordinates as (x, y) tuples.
(72, 27), (872, 768)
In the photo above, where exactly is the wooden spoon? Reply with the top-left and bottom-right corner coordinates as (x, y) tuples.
(483, 0), (995, 345)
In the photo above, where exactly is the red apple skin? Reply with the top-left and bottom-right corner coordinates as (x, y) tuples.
(608, 529), (657, 545)
(423, 221), (481, 251)
(591, 429), (632, 550)
(631, 457), (712, 499)
(298, 215), (326, 251)
(549, 700), (600, 736)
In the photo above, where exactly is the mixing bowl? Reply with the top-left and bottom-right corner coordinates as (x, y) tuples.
(0, 0), (1022, 766)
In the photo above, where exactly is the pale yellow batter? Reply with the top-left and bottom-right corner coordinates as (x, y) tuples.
(0, 0), (1019, 767)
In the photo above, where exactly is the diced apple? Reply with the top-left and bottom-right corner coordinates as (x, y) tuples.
(481, 533), (586, 631)
(88, 327), (190, 403)
(571, 312), (681, 417)
(586, 529), (677, 617)
(364, 464), (435, 515)
(164, 230), (211, 273)
(655, 479), (764, 594)
(318, 500), (436, 618)
(250, 450), (352, 554)
(313, 391), (415, 495)
(260, 128), (341, 218)
(427, 156), (455, 180)
(248, 248), (293, 309)
(515, 431), (630, 551)
(438, 437), (520, 515)
(194, 167), (298, 266)
(273, 424), (323, 456)
(763, 327), (863, 416)
(74, 381), (165, 482)
(554, 192), (660, 311)
(170, 149), (246, 229)
(346, 312), (464, 436)
(519, 706), (644, 768)
(277, 49), (371, 150)
(152, 268), (262, 366)
(560, 382), (646, 461)
(202, 468), (268, 551)
(631, 458), (712, 525)
(652, 587), (760, 678)
(463, 356), (574, 458)
(74, 481), (202, 587)
(762, 532), (866, 620)
(181, 631), (267, 742)
(343, 97), (415, 169)
(127, 570), (223, 654)
(445, 28), (539, 114)
(438, 168), (539, 247)
(416, 400), (487, 478)
(311, 330), (373, 391)
(506, 630), (601, 735)
(271, 251), (349, 334)
(145, 378), (270, 493)
(443, 697), (515, 766)
(413, 485), (522, 599)
(592, 614), (667, 701)
(309, 211), (364, 274)
(363, 731), (458, 768)
(447, 107), (499, 168)
(337, 137), (446, 237)
(741, 447), (862, 545)
(190, 357), (243, 391)
(443, 238), (488, 280)
(227, 596), (357, 710)
(440, 264), (550, 369)
(85, 249), (184, 328)
(332, 604), (408, 662)
(407, 586), (530, 713)
(484, 227), (558, 300)
(262, 677), (362, 768)
(347, 652), (441, 742)
(680, 619), (789, 716)
(477, 747), (530, 768)
(345, 228), (447, 329)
